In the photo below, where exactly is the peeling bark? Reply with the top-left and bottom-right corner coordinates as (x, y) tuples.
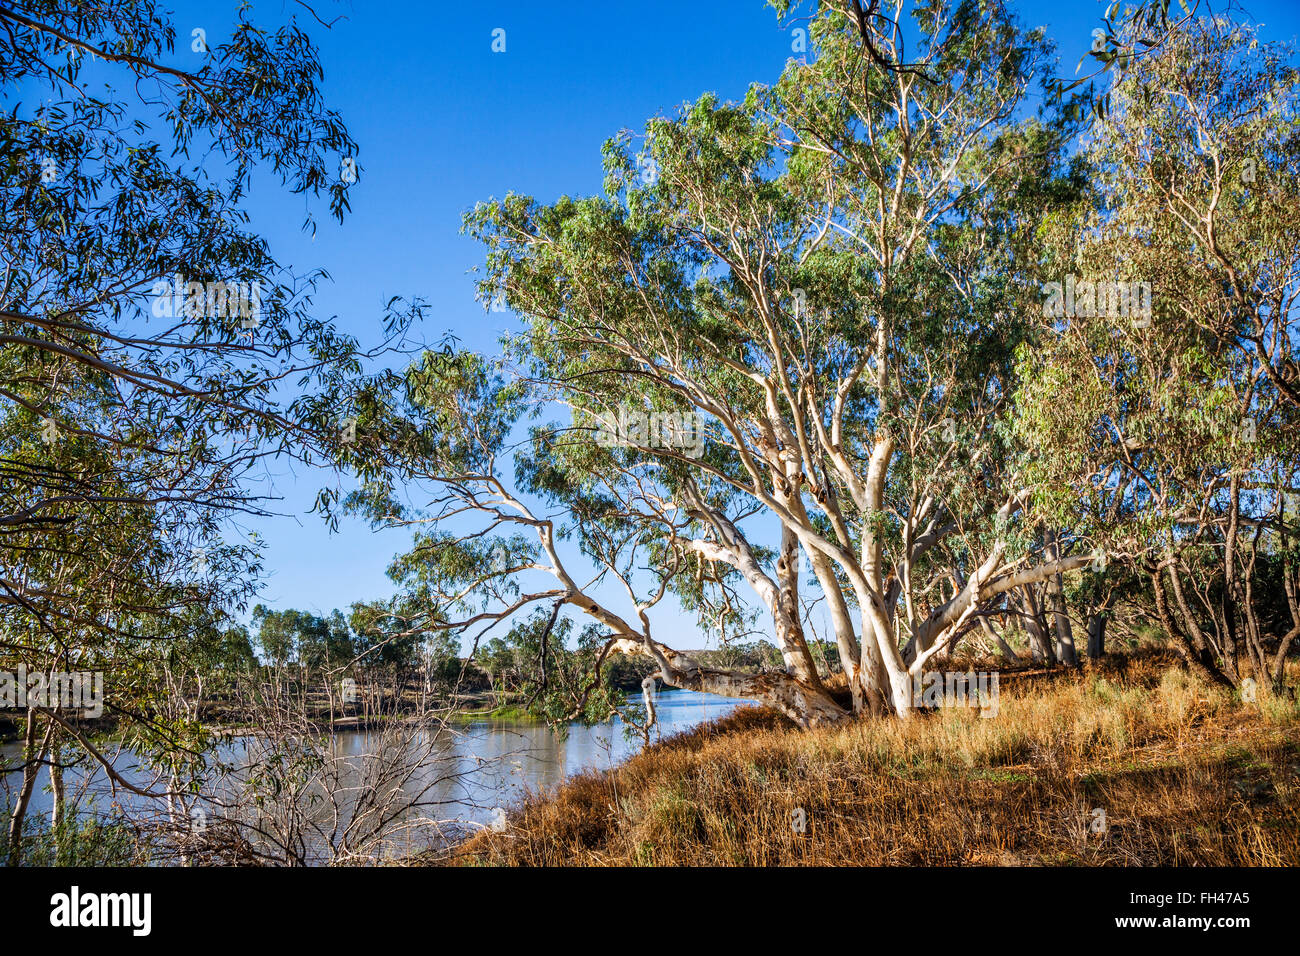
(1019, 586), (1056, 664)
(1086, 613), (1108, 660)
(1046, 531), (1077, 666)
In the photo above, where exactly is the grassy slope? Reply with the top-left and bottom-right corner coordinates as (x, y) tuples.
(436, 651), (1300, 866)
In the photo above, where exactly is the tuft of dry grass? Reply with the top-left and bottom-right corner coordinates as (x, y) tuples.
(431, 651), (1300, 866)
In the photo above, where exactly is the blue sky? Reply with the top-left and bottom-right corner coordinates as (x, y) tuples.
(157, 0), (1300, 638)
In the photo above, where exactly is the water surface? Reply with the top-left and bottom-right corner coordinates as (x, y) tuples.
(1, 689), (748, 861)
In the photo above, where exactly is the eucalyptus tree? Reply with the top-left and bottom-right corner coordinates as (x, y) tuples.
(0, 0), (405, 854)
(252, 605), (355, 672)
(0, 0), (399, 604)
(0, 391), (256, 861)
(354, 1), (1092, 725)
(1014, 15), (1300, 691)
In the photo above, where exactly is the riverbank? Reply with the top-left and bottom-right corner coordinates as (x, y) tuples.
(430, 651), (1300, 866)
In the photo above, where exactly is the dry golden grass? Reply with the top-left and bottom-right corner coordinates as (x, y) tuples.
(434, 651), (1300, 866)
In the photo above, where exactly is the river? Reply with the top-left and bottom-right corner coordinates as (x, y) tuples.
(1, 689), (748, 862)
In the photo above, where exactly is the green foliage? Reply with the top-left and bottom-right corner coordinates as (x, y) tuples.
(0, 807), (148, 867)
(0, 0), (390, 831)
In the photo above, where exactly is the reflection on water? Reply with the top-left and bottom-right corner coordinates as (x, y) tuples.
(1, 689), (747, 861)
